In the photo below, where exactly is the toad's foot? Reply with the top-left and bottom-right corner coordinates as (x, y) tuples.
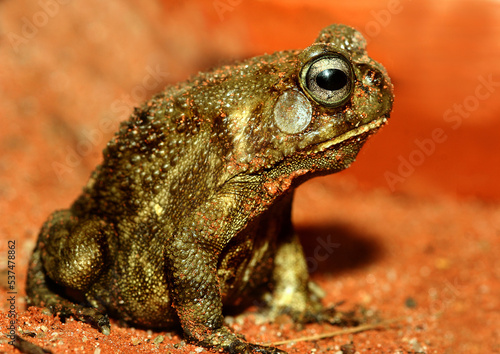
(188, 326), (286, 354)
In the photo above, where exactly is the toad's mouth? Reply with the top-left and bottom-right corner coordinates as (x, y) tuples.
(308, 115), (388, 154)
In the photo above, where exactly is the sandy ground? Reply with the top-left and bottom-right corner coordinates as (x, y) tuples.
(1, 0), (499, 353)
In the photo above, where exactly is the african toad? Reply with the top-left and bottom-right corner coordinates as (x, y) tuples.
(27, 24), (394, 353)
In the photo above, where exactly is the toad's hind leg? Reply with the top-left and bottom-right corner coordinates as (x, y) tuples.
(26, 210), (113, 334)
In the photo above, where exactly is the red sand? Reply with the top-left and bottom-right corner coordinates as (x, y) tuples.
(1, 1), (499, 353)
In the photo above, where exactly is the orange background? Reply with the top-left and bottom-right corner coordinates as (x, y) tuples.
(1, 1), (499, 353)
(2, 0), (499, 202)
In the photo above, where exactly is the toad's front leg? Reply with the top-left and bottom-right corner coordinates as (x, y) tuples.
(270, 228), (359, 327)
(166, 230), (284, 354)
(270, 231), (320, 318)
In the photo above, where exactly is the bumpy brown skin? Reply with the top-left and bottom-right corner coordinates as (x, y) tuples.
(27, 25), (393, 353)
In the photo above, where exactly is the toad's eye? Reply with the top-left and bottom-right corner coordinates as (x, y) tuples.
(300, 54), (354, 107)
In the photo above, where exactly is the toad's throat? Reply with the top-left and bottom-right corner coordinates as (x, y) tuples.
(309, 116), (388, 154)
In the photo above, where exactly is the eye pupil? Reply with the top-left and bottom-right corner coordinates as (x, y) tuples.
(316, 69), (348, 91)
(300, 53), (354, 107)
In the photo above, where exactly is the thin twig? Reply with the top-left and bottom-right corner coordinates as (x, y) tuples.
(267, 317), (404, 346)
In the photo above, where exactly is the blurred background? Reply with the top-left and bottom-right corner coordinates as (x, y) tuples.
(0, 0), (499, 352)
(1, 0), (499, 206)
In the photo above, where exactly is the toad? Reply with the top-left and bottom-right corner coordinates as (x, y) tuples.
(27, 24), (394, 353)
